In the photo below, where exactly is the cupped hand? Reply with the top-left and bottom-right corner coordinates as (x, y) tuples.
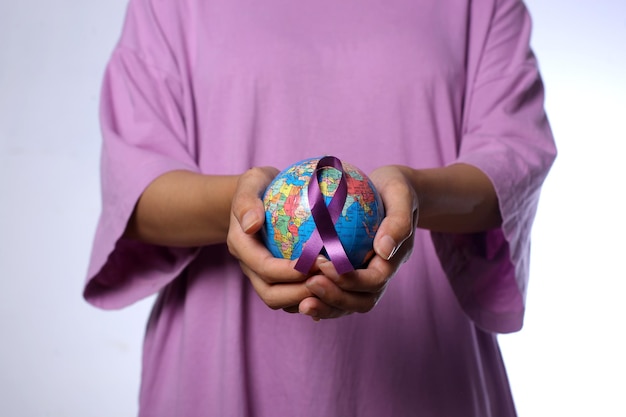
(298, 165), (420, 320)
(227, 166), (314, 310)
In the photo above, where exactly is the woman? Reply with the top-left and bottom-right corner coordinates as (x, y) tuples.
(85, 0), (556, 415)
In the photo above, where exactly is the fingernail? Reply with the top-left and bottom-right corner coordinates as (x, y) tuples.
(316, 255), (329, 264)
(299, 305), (319, 319)
(379, 235), (398, 261)
(241, 211), (258, 233)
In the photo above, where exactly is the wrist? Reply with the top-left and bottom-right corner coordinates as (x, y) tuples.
(407, 164), (501, 233)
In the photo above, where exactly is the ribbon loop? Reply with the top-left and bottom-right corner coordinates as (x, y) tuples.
(294, 156), (355, 275)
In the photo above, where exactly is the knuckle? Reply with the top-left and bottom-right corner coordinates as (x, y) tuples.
(226, 236), (246, 261)
(329, 293), (345, 308)
(226, 236), (237, 257)
(263, 292), (282, 310)
(245, 166), (264, 177)
(387, 176), (411, 197)
(257, 263), (275, 284)
(242, 166), (270, 186)
(356, 300), (376, 314)
(390, 215), (414, 237)
(239, 167), (257, 181)
(367, 275), (388, 293)
(266, 302), (282, 311)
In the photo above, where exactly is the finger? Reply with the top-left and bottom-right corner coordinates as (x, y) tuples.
(232, 167), (279, 234)
(237, 245), (306, 284)
(228, 211), (305, 284)
(298, 296), (349, 321)
(243, 266), (313, 310)
(371, 175), (418, 261)
(304, 275), (380, 314)
(316, 247), (408, 294)
(316, 256), (388, 293)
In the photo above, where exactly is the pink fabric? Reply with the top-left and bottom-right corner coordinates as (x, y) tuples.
(84, 0), (556, 415)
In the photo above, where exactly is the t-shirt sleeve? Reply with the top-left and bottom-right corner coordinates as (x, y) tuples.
(84, 0), (199, 309)
(432, 0), (557, 333)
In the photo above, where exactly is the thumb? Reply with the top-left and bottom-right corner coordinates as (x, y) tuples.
(373, 181), (419, 261)
(239, 205), (265, 235)
(233, 167), (278, 234)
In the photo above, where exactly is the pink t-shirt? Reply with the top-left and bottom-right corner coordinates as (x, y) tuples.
(85, 0), (556, 415)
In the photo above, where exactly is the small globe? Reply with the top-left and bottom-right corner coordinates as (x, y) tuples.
(262, 156), (385, 270)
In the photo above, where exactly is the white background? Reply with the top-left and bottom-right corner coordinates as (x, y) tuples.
(0, 1), (624, 415)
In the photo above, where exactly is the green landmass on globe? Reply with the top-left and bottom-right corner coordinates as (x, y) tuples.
(262, 156), (385, 270)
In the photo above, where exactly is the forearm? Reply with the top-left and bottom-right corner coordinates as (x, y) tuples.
(404, 163), (502, 233)
(124, 170), (239, 247)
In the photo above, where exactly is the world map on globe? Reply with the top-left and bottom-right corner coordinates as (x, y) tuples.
(262, 156), (385, 270)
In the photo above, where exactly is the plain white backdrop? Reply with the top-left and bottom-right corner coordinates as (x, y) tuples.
(0, 1), (624, 415)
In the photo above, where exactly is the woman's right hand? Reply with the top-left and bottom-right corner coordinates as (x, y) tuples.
(227, 167), (316, 311)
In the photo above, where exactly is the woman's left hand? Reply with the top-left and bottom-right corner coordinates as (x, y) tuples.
(297, 165), (419, 320)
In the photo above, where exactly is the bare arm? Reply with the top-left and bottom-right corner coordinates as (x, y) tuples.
(124, 170), (239, 247)
(122, 163), (500, 319)
(408, 163), (501, 233)
(124, 163), (499, 248)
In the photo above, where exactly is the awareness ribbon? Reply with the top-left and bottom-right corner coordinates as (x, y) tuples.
(294, 156), (355, 275)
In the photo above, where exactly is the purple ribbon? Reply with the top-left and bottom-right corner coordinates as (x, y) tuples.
(294, 156), (355, 275)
